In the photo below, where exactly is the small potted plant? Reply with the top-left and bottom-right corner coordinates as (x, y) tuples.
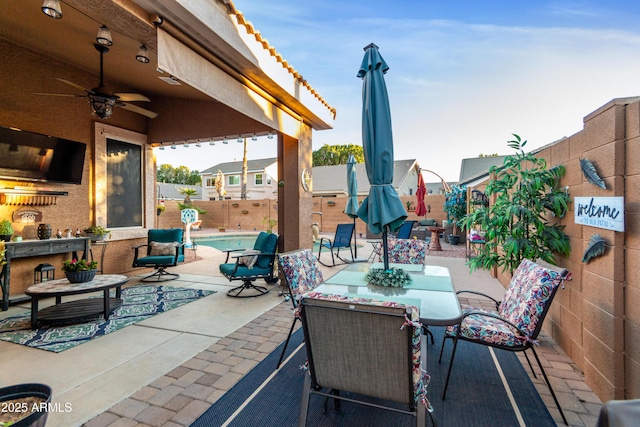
(0, 219), (13, 242)
(62, 258), (99, 283)
(83, 225), (111, 242)
(218, 225), (226, 232)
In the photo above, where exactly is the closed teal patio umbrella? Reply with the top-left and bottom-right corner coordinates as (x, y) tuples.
(356, 43), (407, 270)
(344, 154), (359, 258)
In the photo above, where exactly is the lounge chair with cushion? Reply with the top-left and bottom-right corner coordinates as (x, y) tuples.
(219, 231), (279, 298)
(132, 228), (185, 282)
(439, 258), (571, 425)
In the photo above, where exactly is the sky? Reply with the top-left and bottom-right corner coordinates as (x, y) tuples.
(155, 0), (640, 182)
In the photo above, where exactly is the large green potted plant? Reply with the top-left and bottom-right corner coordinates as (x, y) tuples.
(443, 184), (467, 244)
(463, 134), (571, 273)
(0, 219), (13, 242)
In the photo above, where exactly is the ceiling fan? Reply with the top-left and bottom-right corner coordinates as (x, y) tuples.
(35, 44), (158, 119)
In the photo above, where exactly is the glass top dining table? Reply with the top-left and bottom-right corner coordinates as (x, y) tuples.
(308, 262), (463, 326)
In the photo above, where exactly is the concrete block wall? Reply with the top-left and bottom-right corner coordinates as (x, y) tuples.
(489, 97), (640, 402)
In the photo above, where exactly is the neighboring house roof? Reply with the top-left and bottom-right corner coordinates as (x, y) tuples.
(201, 157), (278, 175)
(157, 183), (202, 201)
(312, 159), (418, 196)
(424, 182), (456, 194)
(458, 156), (508, 184)
(457, 138), (568, 187)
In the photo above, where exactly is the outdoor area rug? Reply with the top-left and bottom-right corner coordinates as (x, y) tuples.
(192, 327), (555, 427)
(0, 285), (215, 352)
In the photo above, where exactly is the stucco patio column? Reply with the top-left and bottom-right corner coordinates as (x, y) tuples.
(278, 124), (313, 252)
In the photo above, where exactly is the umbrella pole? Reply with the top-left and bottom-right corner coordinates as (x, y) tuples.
(353, 217), (358, 259)
(382, 228), (389, 271)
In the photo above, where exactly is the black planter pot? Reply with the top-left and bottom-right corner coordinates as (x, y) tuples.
(448, 234), (460, 245)
(0, 383), (52, 427)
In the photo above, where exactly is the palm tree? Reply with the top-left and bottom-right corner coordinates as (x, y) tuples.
(241, 138), (248, 200)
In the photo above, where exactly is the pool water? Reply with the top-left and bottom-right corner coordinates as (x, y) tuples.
(193, 234), (360, 252)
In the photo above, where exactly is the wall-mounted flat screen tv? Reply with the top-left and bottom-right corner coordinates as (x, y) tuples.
(0, 125), (86, 184)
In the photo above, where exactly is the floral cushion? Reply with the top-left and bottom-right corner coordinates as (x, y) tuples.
(278, 249), (324, 301)
(444, 304), (530, 347)
(498, 259), (564, 338)
(303, 292), (432, 412)
(387, 238), (427, 264)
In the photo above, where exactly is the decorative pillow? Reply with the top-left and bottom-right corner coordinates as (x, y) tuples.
(149, 241), (178, 256)
(240, 249), (261, 268)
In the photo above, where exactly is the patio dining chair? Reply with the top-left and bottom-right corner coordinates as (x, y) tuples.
(439, 258), (571, 425)
(298, 294), (432, 427)
(219, 231), (279, 298)
(276, 249), (324, 369)
(387, 237), (427, 265)
(395, 220), (417, 239)
(317, 223), (355, 267)
(132, 228), (185, 282)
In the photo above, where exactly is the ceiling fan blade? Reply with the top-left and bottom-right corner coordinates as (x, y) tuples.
(115, 93), (151, 102)
(55, 78), (91, 93)
(119, 102), (159, 119)
(34, 92), (85, 98)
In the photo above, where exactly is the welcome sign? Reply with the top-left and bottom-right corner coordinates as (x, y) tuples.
(574, 197), (624, 232)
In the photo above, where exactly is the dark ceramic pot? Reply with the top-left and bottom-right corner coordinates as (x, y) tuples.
(448, 234), (460, 245)
(64, 269), (98, 283)
(0, 383), (52, 427)
(37, 224), (52, 240)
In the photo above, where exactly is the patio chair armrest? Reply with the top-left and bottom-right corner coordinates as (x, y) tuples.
(456, 290), (501, 309)
(461, 310), (529, 340)
(222, 248), (247, 263)
(132, 244), (150, 260)
(318, 237), (333, 247)
(229, 252), (276, 260)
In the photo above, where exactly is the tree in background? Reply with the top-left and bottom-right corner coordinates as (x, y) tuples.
(157, 164), (201, 185)
(312, 144), (364, 166)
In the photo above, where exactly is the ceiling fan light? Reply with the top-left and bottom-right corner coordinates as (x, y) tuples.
(90, 96), (116, 119)
(42, 0), (62, 19)
(136, 45), (150, 63)
(96, 25), (113, 46)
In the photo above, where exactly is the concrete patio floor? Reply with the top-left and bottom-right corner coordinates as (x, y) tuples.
(0, 238), (603, 426)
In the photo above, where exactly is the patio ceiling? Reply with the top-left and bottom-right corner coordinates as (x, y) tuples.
(0, 0), (333, 144)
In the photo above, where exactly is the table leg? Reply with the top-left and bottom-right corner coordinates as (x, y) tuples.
(30, 297), (39, 328)
(103, 289), (111, 320)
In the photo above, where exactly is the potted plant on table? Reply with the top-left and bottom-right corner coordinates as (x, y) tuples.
(83, 225), (110, 242)
(62, 258), (99, 283)
(0, 219), (13, 242)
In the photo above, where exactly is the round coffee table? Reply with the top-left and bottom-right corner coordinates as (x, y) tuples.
(26, 274), (129, 328)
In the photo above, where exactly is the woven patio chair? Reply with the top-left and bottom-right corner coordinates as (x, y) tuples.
(298, 294), (432, 427)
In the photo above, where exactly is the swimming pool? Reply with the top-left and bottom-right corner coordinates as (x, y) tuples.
(193, 234), (360, 252)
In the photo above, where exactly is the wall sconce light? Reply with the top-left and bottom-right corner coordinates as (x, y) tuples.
(136, 45), (150, 63)
(96, 25), (113, 46)
(562, 186), (570, 195)
(41, 0), (62, 19)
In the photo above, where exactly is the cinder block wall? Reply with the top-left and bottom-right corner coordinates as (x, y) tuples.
(490, 97), (640, 401)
